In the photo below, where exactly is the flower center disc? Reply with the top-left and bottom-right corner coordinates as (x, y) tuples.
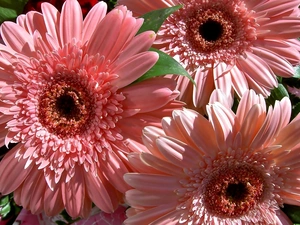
(203, 163), (265, 218)
(38, 78), (93, 138)
(186, 8), (236, 53)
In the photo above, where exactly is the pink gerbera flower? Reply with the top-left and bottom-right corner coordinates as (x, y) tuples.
(124, 90), (300, 224)
(0, 0), (183, 218)
(117, 0), (300, 110)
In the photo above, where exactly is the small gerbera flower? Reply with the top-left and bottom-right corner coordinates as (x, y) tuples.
(0, 0), (183, 218)
(124, 90), (300, 224)
(117, 0), (300, 110)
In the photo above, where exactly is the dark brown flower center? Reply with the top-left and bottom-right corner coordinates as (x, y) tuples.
(203, 163), (265, 218)
(199, 19), (224, 42)
(186, 8), (236, 53)
(38, 78), (93, 138)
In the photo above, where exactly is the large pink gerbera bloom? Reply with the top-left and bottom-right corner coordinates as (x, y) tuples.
(0, 0), (183, 218)
(117, 0), (300, 110)
(124, 90), (300, 224)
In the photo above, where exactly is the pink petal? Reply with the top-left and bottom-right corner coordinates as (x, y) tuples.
(110, 51), (159, 89)
(82, 1), (107, 43)
(156, 136), (202, 168)
(85, 171), (118, 213)
(124, 173), (181, 193)
(126, 189), (177, 207)
(41, 2), (61, 48)
(192, 67), (215, 108)
(237, 52), (277, 91)
(0, 146), (33, 194)
(59, 0), (83, 44)
(1, 22), (35, 56)
(86, 7), (122, 56)
(252, 46), (295, 77)
(121, 77), (177, 113)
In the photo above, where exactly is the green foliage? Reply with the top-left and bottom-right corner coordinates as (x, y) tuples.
(293, 65), (300, 79)
(0, 0), (28, 23)
(136, 48), (195, 85)
(282, 204), (300, 224)
(137, 5), (182, 34)
(266, 83), (289, 106)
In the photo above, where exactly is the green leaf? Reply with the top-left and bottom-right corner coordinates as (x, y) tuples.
(0, 202), (11, 218)
(294, 66), (300, 79)
(136, 47), (195, 85)
(266, 84), (289, 106)
(0, 0), (28, 23)
(282, 204), (300, 224)
(0, 195), (9, 207)
(137, 5), (182, 34)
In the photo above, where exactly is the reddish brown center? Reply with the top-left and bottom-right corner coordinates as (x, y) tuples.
(203, 163), (265, 218)
(186, 8), (236, 53)
(38, 78), (93, 138)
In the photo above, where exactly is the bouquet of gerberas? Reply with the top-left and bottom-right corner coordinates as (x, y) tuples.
(1, 0), (300, 224)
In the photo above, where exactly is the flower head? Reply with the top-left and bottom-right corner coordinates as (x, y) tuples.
(0, 0), (182, 218)
(117, 0), (300, 110)
(124, 90), (300, 224)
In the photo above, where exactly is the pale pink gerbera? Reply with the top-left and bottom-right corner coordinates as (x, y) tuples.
(117, 0), (300, 110)
(0, 0), (183, 218)
(124, 89), (300, 224)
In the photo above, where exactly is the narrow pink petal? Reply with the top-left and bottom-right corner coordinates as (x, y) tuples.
(253, 0), (300, 17)
(82, 1), (107, 43)
(156, 136), (202, 168)
(239, 105), (266, 148)
(236, 89), (266, 125)
(213, 62), (232, 97)
(127, 153), (162, 173)
(110, 51), (159, 89)
(237, 52), (277, 91)
(275, 210), (294, 225)
(85, 171), (118, 213)
(124, 203), (175, 225)
(142, 126), (166, 157)
(59, 0), (83, 44)
(177, 108), (219, 158)
(41, 2), (61, 48)
(258, 17), (300, 39)
(161, 115), (190, 144)
(24, 11), (47, 40)
(207, 103), (236, 151)
(121, 77), (177, 113)
(274, 115), (300, 151)
(193, 67), (215, 108)
(209, 89), (234, 109)
(43, 185), (64, 216)
(254, 39), (300, 65)
(124, 173), (181, 193)
(116, 31), (156, 63)
(62, 167), (86, 218)
(29, 172), (47, 214)
(105, 15), (143, 62)
(117, 0), (174, 15)
(100, 150), (130, 193)
(0, 146), (33, 194)
(230, 65), (249, 97)
(252, 46), (295, 77)
(251, 97), (291, 150)
(1, 22), (35, 56)
(19, 167), (41, 209)
(126, 189), (177, 207)
(140, 152), (184, 176)
(86, 8), (122, 56)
